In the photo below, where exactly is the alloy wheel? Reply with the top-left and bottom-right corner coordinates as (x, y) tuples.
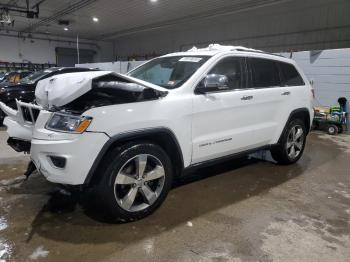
(114, 154), (165, 212)
(286, 125), (304, 160)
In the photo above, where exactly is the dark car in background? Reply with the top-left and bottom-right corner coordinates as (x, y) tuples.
(0, 67), (98, 125)
(0, 71), (33, 86)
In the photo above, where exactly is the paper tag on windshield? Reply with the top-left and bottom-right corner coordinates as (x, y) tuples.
(179, 57), (202, 62)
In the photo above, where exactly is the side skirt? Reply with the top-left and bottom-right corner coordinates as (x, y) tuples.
(182, 145), (273, 175)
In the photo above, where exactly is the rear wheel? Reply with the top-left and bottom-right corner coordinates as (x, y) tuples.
(94, 142), (173, 222)
(271, 119), (306, 165)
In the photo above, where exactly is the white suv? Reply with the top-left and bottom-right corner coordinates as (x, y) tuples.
(1, 44), (313, 221)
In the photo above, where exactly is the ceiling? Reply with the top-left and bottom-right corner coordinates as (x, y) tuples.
(0, 0), (291, 40)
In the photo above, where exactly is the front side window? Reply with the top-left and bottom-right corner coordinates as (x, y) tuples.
(249, 58), (281, 88)
(278, 62), (305, 86)
(207, 57), (244, 90)
(128, 56), (210, 89)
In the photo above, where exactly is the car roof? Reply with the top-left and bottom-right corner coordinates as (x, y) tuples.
(162, 43), (294, 64)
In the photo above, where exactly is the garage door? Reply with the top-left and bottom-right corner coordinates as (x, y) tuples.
(55, 47), (96, 67)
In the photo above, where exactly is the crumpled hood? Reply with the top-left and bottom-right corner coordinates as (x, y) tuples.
(35, 71), (168, 109)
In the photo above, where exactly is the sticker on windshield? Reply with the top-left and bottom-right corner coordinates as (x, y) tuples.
(179, 57), (203, 63)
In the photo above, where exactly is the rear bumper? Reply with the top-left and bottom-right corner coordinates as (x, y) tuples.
(31, 132), (109, 185)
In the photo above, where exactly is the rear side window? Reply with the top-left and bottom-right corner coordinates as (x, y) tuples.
(278, 62), (305, 86)
(249, 58), (281, 88)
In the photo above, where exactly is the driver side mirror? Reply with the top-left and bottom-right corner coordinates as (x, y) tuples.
(195, 74), (229, 94)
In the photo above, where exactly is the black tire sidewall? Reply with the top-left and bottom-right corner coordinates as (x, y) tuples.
(284, 119), (307, 162)
(327, 125), (338, 135)
(97, 142), (173, 222)
(271, 119), (307, 164)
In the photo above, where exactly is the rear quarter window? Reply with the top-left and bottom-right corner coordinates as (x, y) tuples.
(278, 62), (305, 86)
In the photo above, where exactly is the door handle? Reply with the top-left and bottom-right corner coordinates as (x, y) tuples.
(281, 91), (291, 96)
(241, 95), (253, 101)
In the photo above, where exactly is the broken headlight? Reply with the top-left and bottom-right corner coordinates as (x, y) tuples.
(46, 113), (92, 133)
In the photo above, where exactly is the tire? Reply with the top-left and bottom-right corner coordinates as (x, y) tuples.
(93, 142), (173, 222)
(271, 119), (307, 165)
(327, 125), (338, 135)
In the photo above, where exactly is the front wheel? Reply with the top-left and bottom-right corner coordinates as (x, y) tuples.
(94, 142), (173, 222)
(271, 119), (307, 165)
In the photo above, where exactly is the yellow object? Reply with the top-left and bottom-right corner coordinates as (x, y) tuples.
(314, 106), (330, 114)
(75, 119), (92, 133)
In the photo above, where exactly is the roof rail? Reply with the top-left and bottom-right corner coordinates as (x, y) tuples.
(187, 44), (289, 59)
(187, 44), (263, 53)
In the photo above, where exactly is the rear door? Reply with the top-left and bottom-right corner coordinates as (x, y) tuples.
(245, 57), (289, 144)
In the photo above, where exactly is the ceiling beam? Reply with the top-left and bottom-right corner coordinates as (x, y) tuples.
(102, 0), (292, 39)
(22, 0), (97, 33)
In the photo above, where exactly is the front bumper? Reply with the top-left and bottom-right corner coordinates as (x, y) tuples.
(31, 132), (109, 185)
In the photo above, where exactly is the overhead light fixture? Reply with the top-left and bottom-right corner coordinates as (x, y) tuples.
(63, 27), (69, 31)
(92, 17), (99, 22)
(150, 0), (158, 3)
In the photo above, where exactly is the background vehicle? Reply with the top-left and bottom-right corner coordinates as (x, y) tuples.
(0, 72), (6, 81)
(3, 45), (313, 221)
(313, 97), (348, 135)
(0, 71), (32, 85)
(0, 67), (98, 126)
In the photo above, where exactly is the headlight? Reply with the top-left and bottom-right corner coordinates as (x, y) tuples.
(46, 113), (92, 133)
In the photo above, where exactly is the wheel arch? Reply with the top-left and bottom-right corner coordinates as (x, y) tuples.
(84, 127), (184, 185)
(278, 108), (312, 144)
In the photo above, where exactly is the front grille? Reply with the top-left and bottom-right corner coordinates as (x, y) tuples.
(32, 108), (40, 122)
(19, 104), (41, 124)
(14, 100), (42, 124)
(21, 106), (32, 122)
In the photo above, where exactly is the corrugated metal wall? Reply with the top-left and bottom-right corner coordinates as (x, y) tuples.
(279, 49), (350, 107)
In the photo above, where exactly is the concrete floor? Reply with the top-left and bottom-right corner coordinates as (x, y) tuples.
(0, 129), (349, 262)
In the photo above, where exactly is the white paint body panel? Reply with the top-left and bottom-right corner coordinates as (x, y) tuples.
(3, 46), (313, 185)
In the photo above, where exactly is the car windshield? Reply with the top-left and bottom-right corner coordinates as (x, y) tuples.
(20, 69), (53, 84)
(0, 72), (12, 82)
(128, 56), (210, 89)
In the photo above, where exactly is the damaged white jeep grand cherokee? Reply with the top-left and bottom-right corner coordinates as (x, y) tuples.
(1, 44), (313, 221)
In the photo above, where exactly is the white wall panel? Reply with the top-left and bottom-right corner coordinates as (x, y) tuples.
(0, 34), (114, 65)
(280, 49), (350, 107)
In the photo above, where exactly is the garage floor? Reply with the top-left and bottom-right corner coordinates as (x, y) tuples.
(0, 130), (349, 262)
